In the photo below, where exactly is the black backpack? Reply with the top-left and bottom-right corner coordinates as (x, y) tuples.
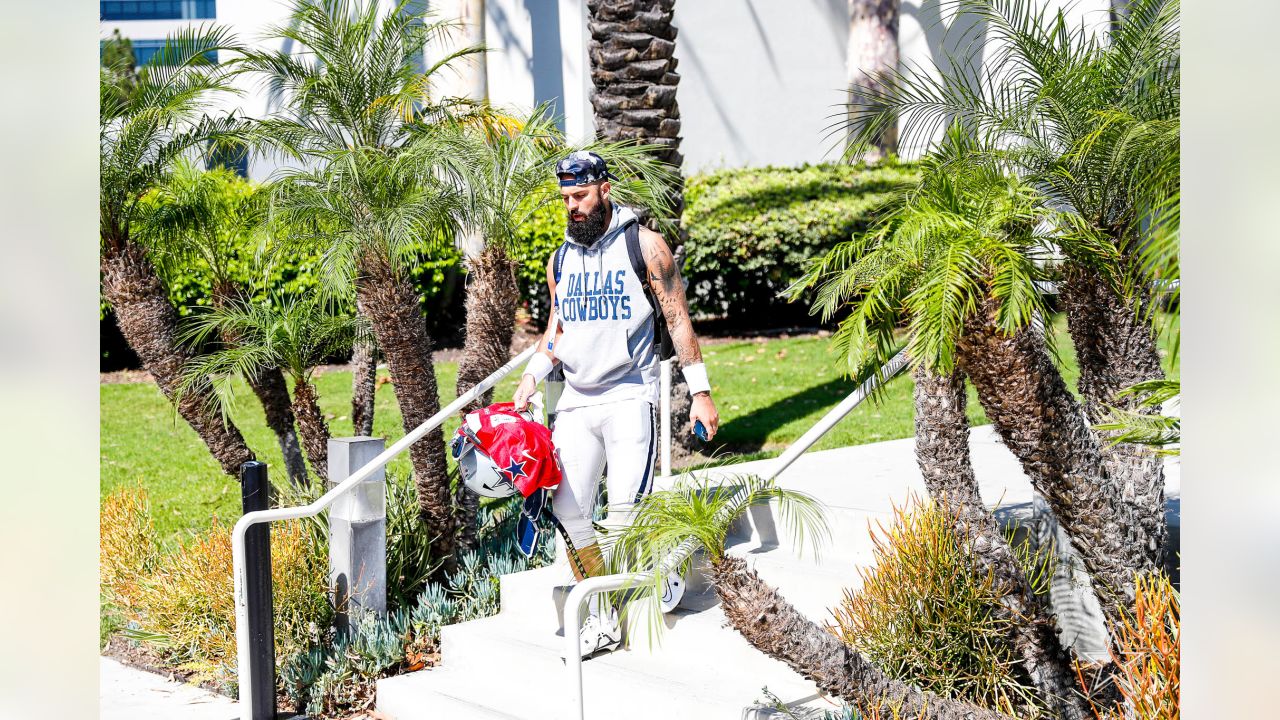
(553, 220), (677, 361)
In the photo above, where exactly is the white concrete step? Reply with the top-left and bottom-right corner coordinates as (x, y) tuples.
(379, 598), (832, 719)
(379, 656), (834, 720)
(378, 542), (848, 720)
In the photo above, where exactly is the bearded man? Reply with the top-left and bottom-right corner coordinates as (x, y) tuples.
(512, 151), (720, 658)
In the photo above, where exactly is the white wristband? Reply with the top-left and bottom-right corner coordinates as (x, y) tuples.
(682, 362), (711, 396)
(524, 352), (554, 383)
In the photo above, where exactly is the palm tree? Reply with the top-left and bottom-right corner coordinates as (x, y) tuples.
(139, 159), (310, 486)
(610, 475), (1016, 720)
(179, 297), (364, 480)
(100, 26), (256, 476)
(842, 0), (1179, 577)
(238, 0), (490, 559)
(912, 365), (1093, 718)
(792, 129), (1154, 675)
(586, 0), (683, 176)
(846, 1), (900, 161)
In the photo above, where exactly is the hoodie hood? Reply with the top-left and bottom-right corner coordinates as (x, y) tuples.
(564, 202), (637, 250)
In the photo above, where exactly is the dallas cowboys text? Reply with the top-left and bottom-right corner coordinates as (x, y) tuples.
(559, 269), (633, 322)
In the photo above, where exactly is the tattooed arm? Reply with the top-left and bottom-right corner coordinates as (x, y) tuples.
(640, 226), (720, 439)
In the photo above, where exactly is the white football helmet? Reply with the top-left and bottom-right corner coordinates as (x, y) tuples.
(451, 427), (517, 499)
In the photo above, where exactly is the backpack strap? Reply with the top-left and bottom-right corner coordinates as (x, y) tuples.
(552, 241), (570, 285)
(625, 220), (677, 361)
(624, 221), (651, 301)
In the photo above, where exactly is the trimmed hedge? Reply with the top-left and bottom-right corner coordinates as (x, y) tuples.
(102, 163), (920, 369)
(509, 199), (567, 326)
(681, 161), (918, 325)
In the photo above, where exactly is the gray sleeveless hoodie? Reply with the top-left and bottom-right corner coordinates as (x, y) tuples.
(552, 203), (659, 409)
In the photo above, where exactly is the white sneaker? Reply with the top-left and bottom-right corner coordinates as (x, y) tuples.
(575, 608), (621, 659)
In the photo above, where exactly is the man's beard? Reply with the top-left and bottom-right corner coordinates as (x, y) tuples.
(566, 202), (609, 246)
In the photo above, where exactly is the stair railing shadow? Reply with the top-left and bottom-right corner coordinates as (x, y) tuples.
(713, 376), (852, 455)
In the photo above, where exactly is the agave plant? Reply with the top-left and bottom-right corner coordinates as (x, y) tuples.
(179, 296), (367, 481)
(609, 474), (1020, 719)
(100, 25), (257, 476)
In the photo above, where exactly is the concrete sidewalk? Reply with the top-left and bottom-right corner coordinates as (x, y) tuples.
(99, 656), (239, 720)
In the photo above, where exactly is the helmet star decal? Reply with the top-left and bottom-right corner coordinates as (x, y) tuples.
(502, 457), (529, 482)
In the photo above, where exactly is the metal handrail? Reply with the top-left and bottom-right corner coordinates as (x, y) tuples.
(231, 344), (537, 719)
(562, 348), (911, 720)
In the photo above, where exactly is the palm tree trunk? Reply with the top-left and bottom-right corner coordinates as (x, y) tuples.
(356, 253), (456, 560)
(587, 0), (696, 461)
(954, 301), (1155, 635)
(587, 0), (683, 173)
(847, 0), (901, 161)
(351, 326), (378, 437)
(1059, 265), (1168, 574)
(249, 367), (310, 487)
(101, 245), (253, 476)
(912, 365), (1093, 720)
(455, 243), (520, 550)
(456, 244), (519, 412)
(211, 282), (309, 487)
(709, 554), (1015, 720)
(290, 378), (331, 479)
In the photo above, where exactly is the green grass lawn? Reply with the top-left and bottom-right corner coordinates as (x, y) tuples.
(101, 312), (1178, 544)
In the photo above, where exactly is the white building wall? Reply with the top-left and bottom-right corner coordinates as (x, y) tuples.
(490, 0), (1114, 169)
(103, 0), (1117, 178)
(670, 0), (851, 172)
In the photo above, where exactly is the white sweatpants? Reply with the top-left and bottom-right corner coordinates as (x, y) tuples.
(551, 398), (657, 549)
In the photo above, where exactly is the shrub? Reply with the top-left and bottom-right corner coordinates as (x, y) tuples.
(1094, 572), (1180, 720)
(510, 198), (567, 326)
(127, 517), (331, 689)
(828, 497), (1044, 717)
(284, 532), (555, 718)
(100, 485), (159, 613)
(682, 162), (918, 325)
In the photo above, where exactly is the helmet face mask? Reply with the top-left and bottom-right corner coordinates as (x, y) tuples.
(453, 434), (518, 499)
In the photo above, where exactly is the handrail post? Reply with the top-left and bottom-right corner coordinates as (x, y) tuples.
(328, 436), (387, 633)
(239, 461), (275, 720)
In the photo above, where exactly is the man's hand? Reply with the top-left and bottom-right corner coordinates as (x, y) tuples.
(513, 374), (537, 411)
(689, 392), (719, 441)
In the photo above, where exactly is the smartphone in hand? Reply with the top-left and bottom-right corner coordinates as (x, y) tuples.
(694, 419), (709, 442)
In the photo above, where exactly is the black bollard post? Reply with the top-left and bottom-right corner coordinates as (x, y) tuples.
(239, 461), (276, 719)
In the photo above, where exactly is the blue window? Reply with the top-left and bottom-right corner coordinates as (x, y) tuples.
(101, 1), (216, 21)
(207, 141), (249, 178)
(108, 38), (219, 66)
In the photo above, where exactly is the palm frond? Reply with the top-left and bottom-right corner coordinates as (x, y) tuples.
(603, 473), (829, 645)
(1094, 378), (1180, 454)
